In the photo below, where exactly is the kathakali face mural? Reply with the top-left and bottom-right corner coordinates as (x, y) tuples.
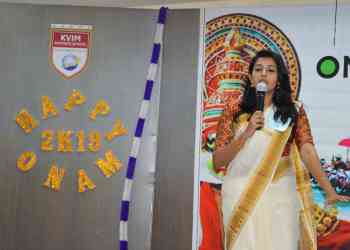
(202, 14), (301, 161)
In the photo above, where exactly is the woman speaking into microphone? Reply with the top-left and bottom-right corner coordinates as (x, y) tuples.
(213, 49), (350, 250)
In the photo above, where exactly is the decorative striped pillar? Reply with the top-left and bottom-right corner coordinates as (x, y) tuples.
(119, 7), (168, 250)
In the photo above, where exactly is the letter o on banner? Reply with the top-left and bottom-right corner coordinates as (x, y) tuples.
(17, 151), (37, 172)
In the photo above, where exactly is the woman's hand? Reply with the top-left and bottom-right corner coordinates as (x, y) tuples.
(243, 111), (264, 138)
(325, 192), (350, 206)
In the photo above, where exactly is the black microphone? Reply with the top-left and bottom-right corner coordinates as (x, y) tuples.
(256, 82), (267, 112)
(256, 82), (267, 130)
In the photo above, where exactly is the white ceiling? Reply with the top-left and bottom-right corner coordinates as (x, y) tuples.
(0, 0), (348, 9)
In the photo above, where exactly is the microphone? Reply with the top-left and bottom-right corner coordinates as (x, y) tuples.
(256, 82), (267, 130)
(256, 82), (267, 112)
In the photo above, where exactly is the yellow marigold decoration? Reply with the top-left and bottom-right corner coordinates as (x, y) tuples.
(105, 119), (128, 141)
(313, 203), (339, 237)
(15, 109), (39, 134)
(43, 164), (65, 191)
(88, 131), (101, 152)
(78, 169), (96, 193)
(95, 150), (122, 177)
(17, 151), (37, 172)
(89, 99), (111, 120)
(64, 89), (86, 111)
(41, 96), (59, 119)
(76, 130), (86, 153)
(15, 88), (128, 194)
(57, 130), (74, 153)
(41, 129), (54, 151)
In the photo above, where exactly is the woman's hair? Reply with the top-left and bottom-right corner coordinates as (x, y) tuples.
(237, 49), (297, 124)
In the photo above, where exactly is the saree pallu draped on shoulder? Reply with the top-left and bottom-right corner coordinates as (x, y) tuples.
(221, 126), (316, 250)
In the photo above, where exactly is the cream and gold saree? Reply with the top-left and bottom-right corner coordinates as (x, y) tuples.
(221, 111), (316, 250)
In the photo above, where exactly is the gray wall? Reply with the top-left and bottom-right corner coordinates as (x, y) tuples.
(0, 3), (200, 250)
(151, 10), (199, 250)
(0, 3), (159, 250)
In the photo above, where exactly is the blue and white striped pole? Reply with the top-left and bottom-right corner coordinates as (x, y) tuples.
(119, 7), (167, 250)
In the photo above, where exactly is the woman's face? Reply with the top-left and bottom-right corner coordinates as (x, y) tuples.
(249, 57), (278, 93)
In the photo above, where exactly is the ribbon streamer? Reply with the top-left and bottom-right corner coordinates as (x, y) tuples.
(119, 7), (168, 250)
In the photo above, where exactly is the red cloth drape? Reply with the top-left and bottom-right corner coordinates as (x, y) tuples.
(318, 220), (350, 250)
(199, 182), (223, 250)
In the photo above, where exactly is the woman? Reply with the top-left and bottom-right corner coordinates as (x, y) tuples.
(213, 50), (350, 250)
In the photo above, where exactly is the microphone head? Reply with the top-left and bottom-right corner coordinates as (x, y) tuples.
(256, 82), (267, 92)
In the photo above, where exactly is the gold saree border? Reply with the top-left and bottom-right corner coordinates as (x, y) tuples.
(226, 127), (292, 250)
(291, 143), (317, 250)
(272, 157), (290, 183)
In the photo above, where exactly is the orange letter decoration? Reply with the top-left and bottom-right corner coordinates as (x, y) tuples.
(78, 169), (96, 193)
(43, 164), (65, 191)
(95, 150), (122, 177)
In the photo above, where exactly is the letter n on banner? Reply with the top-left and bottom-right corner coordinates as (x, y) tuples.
(43, 164), (65, 191)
